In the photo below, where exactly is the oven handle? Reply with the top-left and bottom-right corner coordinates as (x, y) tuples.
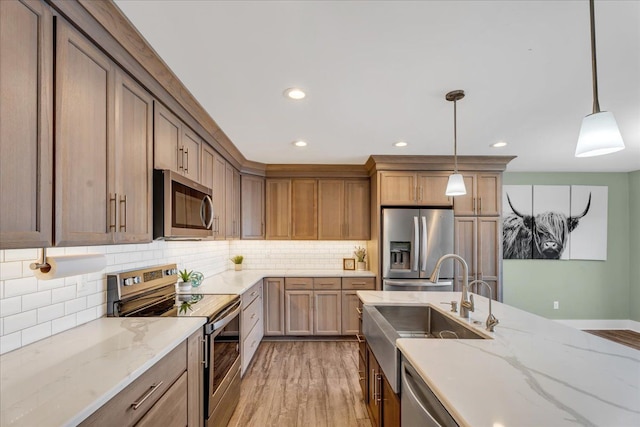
(208, 300), (241, 333)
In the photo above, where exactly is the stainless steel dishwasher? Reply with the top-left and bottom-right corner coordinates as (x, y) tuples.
(401, 359), (459, 427)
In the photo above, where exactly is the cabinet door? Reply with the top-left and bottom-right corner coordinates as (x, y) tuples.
(453, 174), (477, 216)
(233, 168), (241, 238)
(381, 372), (401, 427)
(358, 352), (368, 402)
(314, 290), (341, 335)
(318, 180), (345, 239)
(181, 127), (200, 183)
(478, 217), (501, 300)
(241, 175), (265, 239)
(55, 19), (114, 246)
(135, 372), (188, 427)
(417, 172), (452, 206)
(114, 70), (152, 244)
(153, 101), (181, 173)
(0, 0), (53, 248)
(291, 179), (317, 239)
(263, 278), (285, 335)
(341, 291), (361, 335)
(454, 217), (477, 293)
(285, 290), (313, 335)
(345, 180), (371, 240)
(367, 346), (381, 426)
(379, 172), (416, 205)
(187, 329), (203, 427)
(212, 152), (226, 239)
(201, 144), (215, 189)
(265, 179), (291, 239)
(477, 173), (501, 216)
(225, 163), (241, 239)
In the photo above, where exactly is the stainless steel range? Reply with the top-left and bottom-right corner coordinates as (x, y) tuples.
(107, 264), (240, 427)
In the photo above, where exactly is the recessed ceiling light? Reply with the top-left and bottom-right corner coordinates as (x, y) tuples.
(292, 140), (307, 147)
(393, 141), (408, 147)
(491, 141), (508, 148)
(284, 88), (306, 100)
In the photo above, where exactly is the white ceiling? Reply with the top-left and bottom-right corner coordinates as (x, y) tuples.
(114, 0), (640, 172)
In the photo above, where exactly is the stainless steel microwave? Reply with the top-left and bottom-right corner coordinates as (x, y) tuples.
(153, 170), (214, 239)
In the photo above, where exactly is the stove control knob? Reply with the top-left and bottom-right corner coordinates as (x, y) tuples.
(133, 276), (141, 284)
(123, 277), (134, 286)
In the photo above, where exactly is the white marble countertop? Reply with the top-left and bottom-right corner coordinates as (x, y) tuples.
(185, 268), (375, 295)
(0, 317), (204, 427)
(358, 291), (640, 427)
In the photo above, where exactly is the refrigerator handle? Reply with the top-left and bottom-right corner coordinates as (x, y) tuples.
(412, 216), (419, 272)
(421, 216), (428, 272)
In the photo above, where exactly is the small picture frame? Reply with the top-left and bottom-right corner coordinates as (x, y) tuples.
(343, 258), (355, 270)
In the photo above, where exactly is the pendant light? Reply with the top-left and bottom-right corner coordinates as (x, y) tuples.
(445, 90), (467, 196)
(575, 0), (624, 157)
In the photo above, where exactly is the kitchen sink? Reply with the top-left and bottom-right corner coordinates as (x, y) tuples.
(362, 304), (488, 393)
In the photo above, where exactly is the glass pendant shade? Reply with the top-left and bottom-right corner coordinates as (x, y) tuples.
(575, 111), (625, 157)
(445, 173), (466, 196)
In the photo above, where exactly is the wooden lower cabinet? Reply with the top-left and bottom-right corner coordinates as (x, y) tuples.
(314, 290), (341, 335)
(285, 290), (314, 335)
(80, 329), (202, 427)
(365, 344), (401, 427)
(263, 278), (285, 335)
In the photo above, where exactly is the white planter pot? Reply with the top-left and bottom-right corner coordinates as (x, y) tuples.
(178, 281), (192, 292)
(356, 261), (366, 271)
(234, 264), (242, 271)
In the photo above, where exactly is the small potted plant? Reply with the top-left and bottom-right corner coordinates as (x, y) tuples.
(354, 246), (367, 271)
(178, 269), (193, 291)
(230, 255), (244, 271)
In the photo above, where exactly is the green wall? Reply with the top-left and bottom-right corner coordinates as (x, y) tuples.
(502, 172), (631, 320)
(630, 171), (640, 322)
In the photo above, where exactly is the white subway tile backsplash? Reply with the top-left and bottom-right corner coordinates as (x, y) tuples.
(51, 314), (77, 335)
(65, 297), (87, 315)
(1, 297), (22, 317)
(22, 322), (52, 346)
(77, 307), (98, 325)
(87, 292), (106, 308)
(0, 331), (21, 354)
(4, 310), (37, 334)
(51, 286), (76, 304)
(22, 290), (52, 311)
(3, 277), (38, 298)
(37, 303), (65, 322)
(1, 261), (24, 280)
(3, 249), (39, 262)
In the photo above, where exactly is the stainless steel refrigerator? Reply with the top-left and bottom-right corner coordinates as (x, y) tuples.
(382, 208), (454, 291)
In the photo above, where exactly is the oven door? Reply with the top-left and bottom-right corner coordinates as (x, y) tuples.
(154, 169), (214, 239)
(205, 306), (241, 426)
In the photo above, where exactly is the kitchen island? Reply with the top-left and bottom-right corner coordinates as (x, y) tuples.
(358, 291), (640, 427)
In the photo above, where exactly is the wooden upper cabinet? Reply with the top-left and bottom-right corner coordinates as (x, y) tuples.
(265, 179), (291, 239)
(318, 179), (370, 240)
(379, 172), (416, 205)
(416, 172), (452, 206)
(291, 179), (317, 239)
(201, 144), (215, 190)
(55, 18), (115, 246)
(380, 172), (451, 206)
(225, 163), (241, 239)
(0, 0), (53, 248)
(241, 175), (265, 239)
(454, 172), (501, 216)
(113, 70), (153, 243)
(153, 101), (201, 183)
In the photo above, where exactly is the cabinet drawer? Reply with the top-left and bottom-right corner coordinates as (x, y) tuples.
(342, 277), (376, 290)
(242, 315), (264, 373)
(313, 277), (341, 290)
(80, 341), (186, 426)
(285, 277), (313, 290)
(242, 280), (262, 309)
(242, 294), (262, 333)
(135, 372), (187, 427)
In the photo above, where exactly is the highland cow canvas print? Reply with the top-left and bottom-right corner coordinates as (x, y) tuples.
(502, 184), (608, 261)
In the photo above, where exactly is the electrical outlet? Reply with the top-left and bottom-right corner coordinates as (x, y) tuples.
(553, 301), (559, 310)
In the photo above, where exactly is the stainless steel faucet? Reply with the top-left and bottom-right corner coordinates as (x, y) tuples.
(468, 279), (499, 332)
(428, 254), (473, 319)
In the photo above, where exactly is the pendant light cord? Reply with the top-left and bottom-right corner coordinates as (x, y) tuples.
(590, 0), (601, 114)
(453, 99), (458, 173)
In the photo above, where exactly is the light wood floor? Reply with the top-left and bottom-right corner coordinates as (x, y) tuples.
(228, 340), (372, 427)
(585, 329), (640, 351)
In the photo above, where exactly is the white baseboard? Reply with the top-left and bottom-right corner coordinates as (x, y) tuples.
(555, 319), (640, 332)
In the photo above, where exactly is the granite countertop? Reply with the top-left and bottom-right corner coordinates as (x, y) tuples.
(0, 317), (204, 427)
(184, 269), (375, 295)
(357, 291), (640, 427)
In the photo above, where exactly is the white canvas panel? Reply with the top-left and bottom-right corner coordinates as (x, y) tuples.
(569, 186), (608, 261)
(502, 185), (532, 259)
(533, 185), (571, 260)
